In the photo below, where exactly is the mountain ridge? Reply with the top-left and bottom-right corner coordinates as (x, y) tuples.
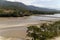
(0, 1), (58, 12)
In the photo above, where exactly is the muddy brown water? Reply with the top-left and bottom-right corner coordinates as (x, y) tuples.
(0, 14), (60, 40)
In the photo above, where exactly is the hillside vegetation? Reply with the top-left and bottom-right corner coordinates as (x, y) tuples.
(0, 1), (59, 17)
(0, 8), (57, 17)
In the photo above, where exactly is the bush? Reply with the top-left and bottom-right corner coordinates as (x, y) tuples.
(27, 21), (60, 40)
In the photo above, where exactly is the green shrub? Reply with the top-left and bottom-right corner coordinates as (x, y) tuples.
(27, 21), (60, 40)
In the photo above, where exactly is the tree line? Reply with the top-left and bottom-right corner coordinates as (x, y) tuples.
(0, 8), (57, 17)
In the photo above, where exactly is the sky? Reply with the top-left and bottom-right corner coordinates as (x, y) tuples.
(6, 0), (60, 10)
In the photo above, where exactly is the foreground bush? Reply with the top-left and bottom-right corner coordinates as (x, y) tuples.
(27, 21), (60, 40)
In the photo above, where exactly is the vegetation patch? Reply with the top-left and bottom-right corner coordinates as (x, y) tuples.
(27, 21), (60, 40)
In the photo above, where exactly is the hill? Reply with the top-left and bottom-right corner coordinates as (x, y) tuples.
(0, 1), (58, 11)
(0, 1), (59, 17)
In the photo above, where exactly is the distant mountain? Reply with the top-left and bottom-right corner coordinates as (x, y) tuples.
(0, 1), (58, 12)
(27, 6), (57, 12)
(0, 1), (27, 10)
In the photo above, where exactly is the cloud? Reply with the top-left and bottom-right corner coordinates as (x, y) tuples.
(7, 0), (34, 5)
(49, 5), (60, 9)
(40, 0), (52, 1)
(31, 4), (45, 7)
(6, 0), (60, 9)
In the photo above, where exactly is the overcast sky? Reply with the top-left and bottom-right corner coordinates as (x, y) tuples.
(6, 0), (60, 10)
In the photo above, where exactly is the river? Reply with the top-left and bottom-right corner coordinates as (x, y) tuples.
(0, 14), (60, 40)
